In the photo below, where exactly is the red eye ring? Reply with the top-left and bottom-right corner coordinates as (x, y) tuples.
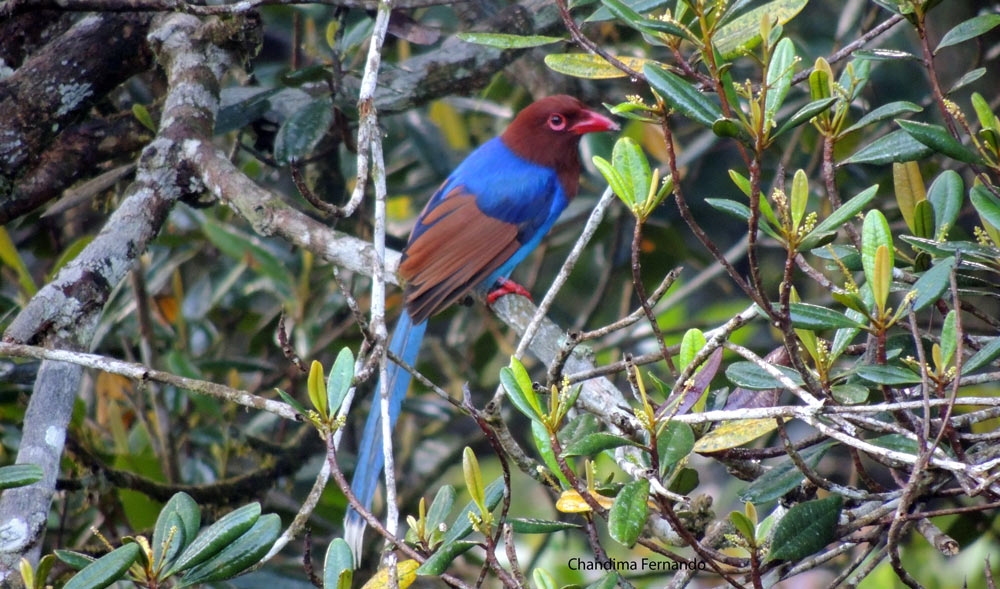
(548, 113), (566, 130)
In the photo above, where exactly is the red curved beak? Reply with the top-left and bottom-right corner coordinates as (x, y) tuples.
(570, 109), (620, 134)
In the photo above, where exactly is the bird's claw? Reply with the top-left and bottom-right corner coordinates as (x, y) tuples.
(487, 277), (533, 306)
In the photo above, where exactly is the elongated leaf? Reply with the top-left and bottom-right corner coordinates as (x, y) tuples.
(913, 199), (935, 239)
(970, 184), (1000, 229)
(0, 464), (43, 490)
(910, 256), (955, 312)
(361, 560), (419, 589)
(656, 421), (695, 475)
(532, 420), (569, 488)
(201, 217), (294, 296)
(856, 364), (921, 385)
(612, 136), (651, 206)
(545, 53), (654, 79)
(788, 303), (866, 330)
(178, 514), (281, 587)
(599, 0), (692, 40)
(165, 503), (260, 576)
(842, 101), (922, 135)
(861, 211), (893, 305)
(586, 0), (672, 22)
(153, 492), (200, 569)
(831, 383), (869, 404)
(0, 227), (37, 296)
(950, 67), (987, 93)
(508, 518), (581, 533)
(773, 97), (838, 138)
(726, 362), (804, 390)
(64, 544), (141, 589)
(274, 97), (334, 165)
(740, 441), (837, 504)
(500, 364), (541, 422)
(323, 539), (353, 589)
(853, 49), (917, 61)
(964, 337), (1000, 374)
(767, 496), (842, 561)
(328, 347), (355, 414)
(456, 33), (563, 48)
(704, 198), (783, 240)
(798, 184), (878, 250)
(608, 479), (649, 547)
(841, 129), (934, 166)
(713, 0), (807, 57)
(937, 14), (1000, 51)
(441, 478), (503, 546)
(426, 485), (456, 533)
(415, 541), (478, 576)
(676, 347), (724, 415)
(644, 64), (723, 128)
(562, 432), (642, 457)
(897, 119), (983, 164)
(927, 170), (963, 237)
(693, 419), (779, 452)
(765, 38), (796, 129)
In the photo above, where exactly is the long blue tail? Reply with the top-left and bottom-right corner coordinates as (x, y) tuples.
(344, 310), (426, 559)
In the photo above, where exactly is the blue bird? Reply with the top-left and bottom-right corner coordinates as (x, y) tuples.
(345, 96), (618, 555)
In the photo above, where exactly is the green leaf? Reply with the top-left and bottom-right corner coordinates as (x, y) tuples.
(177, 514), (280, 587)
(713, 117), (753, 145)
(327, 347), (355, 414)
(853, 48), (917, 61)
(773, 97), (838, 138)
(964, 337), (1000, 374)
(809, 57), (832, 102)
(275, 388), (308, 417)
(765, 38), (796, 130)
(842, 101), (922, 135)
(593, 156), (632, 207)
(790, 169), (808, 232)
(856, 364), (921, 385)
(215, 88), (280, 135)
(798, 184), (878, 250)
(936, 14), (1000, 52)
(831, 383), (869, 404)
(970, 184), (1000, 229)
(586, 0), (672, 22)
(200, 217), (294, 296)
(545, 53), (654, 79)
(712, 0), (807, 58)
(415, 541), (478, 576)
(909, 256), (955, 312)
(608, 479), (649, 547)
(679, 328), (706, 371)
(584, 573), (620, 589)
(788, 302), (866, 330)
(841, 129), (934, 166)
(441, 478), (503, 545)
(656, 421), (695, 475)
(532, 420), (570, 488)
(55, 550), (96, 571)
(273, 97), (334, 165)
(64, 544), (141, 589)
(165, 503), (261, 576)
(508, 518), (582, 533)
(456, 32), (563, 48)
(562, 432), (642, 457)
(323, 539), (353, 589)
(533, 568), (558, 589)
(599, 0), (692, 40)
(0, 227), (37, 296)
(131, 103), (157, 132)
(280, 65), (329, 87)
(941, 310), (957, 368)
(913, 200), (935, 239)
(612, 136), (651, 207)
(643, 64), (723, 128)
(950, 67), (987, 93)
(704, 198), (783, 240)
(462, 447), (485, 515)
(896, 119), (983, 164)
(725, 362), (804, 390)
(872, 245), (891, 315)
(744, 443), (837, 505)
(426, 485), (456, 533)
(153, 492), (200, 569)
(0, 464), (43, 490)
(730, 510), (757, 541)
(861, 211), (893, 307)
(500, 361), (541, 422)
(927, 171), (964, 238)
(767, 496), (842, 561)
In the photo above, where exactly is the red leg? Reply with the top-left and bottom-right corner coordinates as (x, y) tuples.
(486, 277), (533, 306)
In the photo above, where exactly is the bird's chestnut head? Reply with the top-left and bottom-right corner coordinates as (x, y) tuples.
(501, 95), (619, 197)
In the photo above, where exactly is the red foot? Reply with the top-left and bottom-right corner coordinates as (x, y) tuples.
(486, 277), (533, 306)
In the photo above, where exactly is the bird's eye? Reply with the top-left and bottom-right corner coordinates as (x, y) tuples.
(548, 113), (566, 131)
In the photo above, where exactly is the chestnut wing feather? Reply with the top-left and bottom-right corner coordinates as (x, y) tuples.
(399, 190), (521, 322)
